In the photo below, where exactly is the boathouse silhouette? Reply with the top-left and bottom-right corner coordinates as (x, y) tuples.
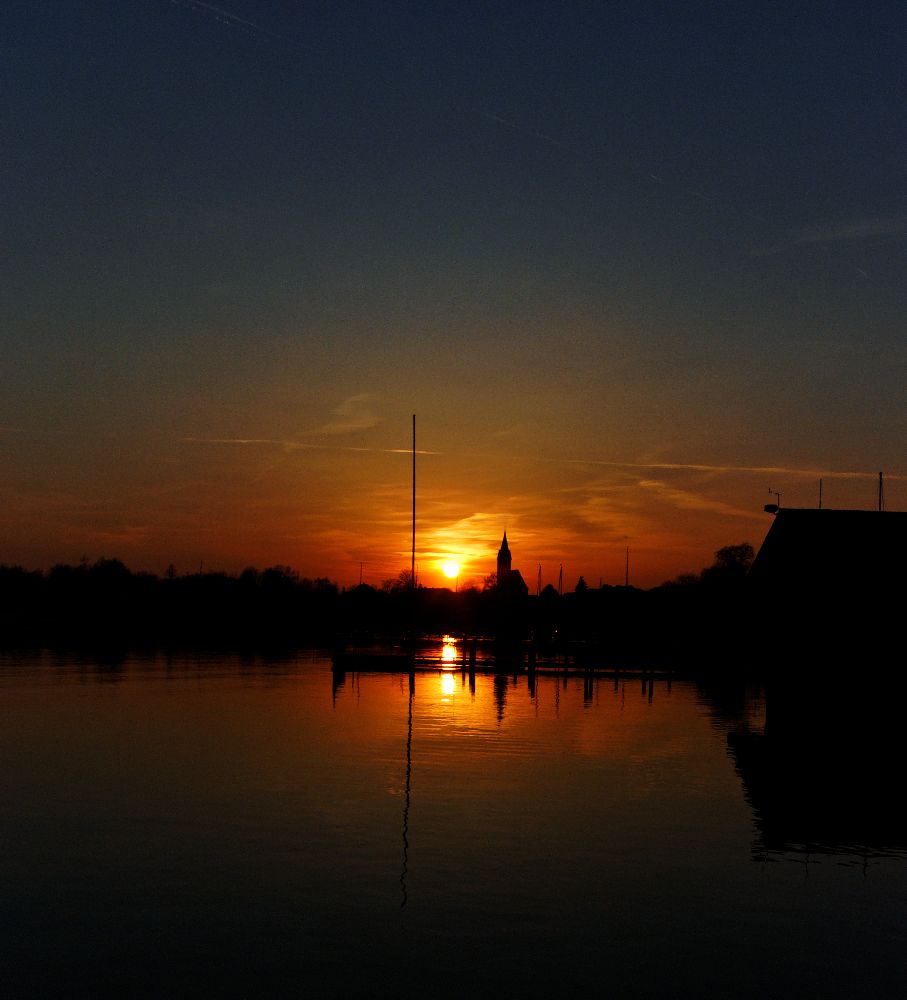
(736, 504), (907, 851)
(748, 505), (907, 657)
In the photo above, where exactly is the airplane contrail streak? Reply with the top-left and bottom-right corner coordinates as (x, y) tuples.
(180, 437), (904, 481)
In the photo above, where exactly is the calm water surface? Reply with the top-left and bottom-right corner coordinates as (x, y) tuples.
(1, 650), (904, 998)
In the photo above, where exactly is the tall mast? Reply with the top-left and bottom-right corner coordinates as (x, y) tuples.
(411, 414), (416, 588)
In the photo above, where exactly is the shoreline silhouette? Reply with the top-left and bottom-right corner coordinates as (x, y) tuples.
(2, 506), (903, 672)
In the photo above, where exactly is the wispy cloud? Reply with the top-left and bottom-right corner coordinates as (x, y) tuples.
(314, 394), (383, 435)
(490, 423), (530, 440)
(791, 215), (907, 246)
(758, 214), (907, 256)
(90, 525), (155, 548)
(635, 479), (756, 519)
(427, 511), (501, 545)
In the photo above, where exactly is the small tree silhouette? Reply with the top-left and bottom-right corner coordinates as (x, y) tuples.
(700, 543), (754, 587)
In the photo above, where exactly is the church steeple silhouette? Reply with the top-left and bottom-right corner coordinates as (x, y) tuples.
(494, 531), (528, 597)
(497, 532), (512, 580)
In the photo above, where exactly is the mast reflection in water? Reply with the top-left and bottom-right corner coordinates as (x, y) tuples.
(400, 672), (413, 909)
(1, 651), (905, 998)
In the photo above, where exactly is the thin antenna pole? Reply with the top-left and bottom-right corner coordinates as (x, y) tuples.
(819, 478), (823, 510)
(537, 563), (541, 597)
(411, 415), (416, 587)
(625, 546), (629, 587)
(879, 471), (884, 512)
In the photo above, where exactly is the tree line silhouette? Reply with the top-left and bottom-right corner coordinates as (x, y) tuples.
(0, 544), (754, 660)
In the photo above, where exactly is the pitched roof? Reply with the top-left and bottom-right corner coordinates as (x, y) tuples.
(749, 507), (907, 593)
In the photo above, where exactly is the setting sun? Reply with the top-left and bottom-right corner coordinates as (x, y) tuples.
(441, 560), (460, 579)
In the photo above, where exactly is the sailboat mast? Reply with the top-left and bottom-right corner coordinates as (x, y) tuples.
(411, 414), (416, 588)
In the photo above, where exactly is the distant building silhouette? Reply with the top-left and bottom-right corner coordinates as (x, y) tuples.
(496, 532), (529, 598)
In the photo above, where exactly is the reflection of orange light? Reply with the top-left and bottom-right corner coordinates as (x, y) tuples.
(441, 636), (457, 663)
(440, 672), (456, 695)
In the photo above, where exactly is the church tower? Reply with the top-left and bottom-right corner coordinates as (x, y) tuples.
(497, 532), (512, 580)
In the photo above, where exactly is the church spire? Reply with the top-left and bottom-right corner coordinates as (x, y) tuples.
(497, 532), (512, 578)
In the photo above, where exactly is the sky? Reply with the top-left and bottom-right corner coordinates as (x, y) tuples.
(2, 0), (905, 590)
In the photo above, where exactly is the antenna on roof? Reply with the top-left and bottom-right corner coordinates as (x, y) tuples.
(818, 478), (823, 510)
(764, 488), (781, 515)
(879, 471), (884, 512)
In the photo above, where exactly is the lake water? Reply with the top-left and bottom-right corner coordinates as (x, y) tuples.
(2, 648), (905, 998)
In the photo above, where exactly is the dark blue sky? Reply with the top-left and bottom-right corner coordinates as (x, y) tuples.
(2, 0), (905, 585)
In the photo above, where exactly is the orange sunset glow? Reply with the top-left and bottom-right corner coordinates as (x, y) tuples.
(3, 5), (906, 997)
(2, 2), (903, 592)
(3, 415), (905, 590)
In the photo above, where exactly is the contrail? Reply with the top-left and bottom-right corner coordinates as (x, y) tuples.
(181, 437), (440, 456)
(180, 437), (903, 481)
(563, 459), (906, 480)
(163, 0), (757, 227)
(171, 0), (262, 32)
(167, 0), (310, 51)
(481, 111), (567, 149)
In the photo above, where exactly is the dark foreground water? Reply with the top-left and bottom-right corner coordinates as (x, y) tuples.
(1, 648), (904, 998)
